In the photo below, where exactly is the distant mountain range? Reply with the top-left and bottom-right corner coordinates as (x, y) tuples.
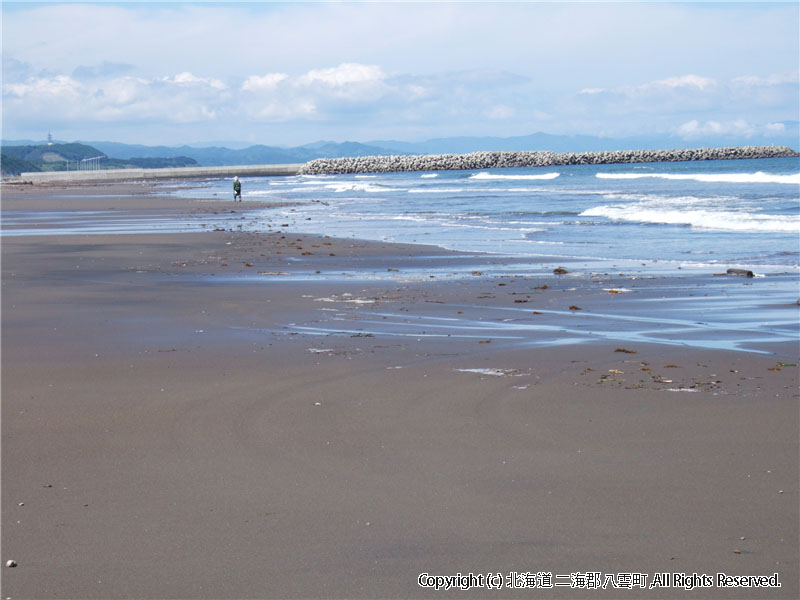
(4, 127), (798, 170)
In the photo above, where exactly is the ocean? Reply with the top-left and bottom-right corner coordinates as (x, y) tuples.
(4, 156), (798, 278)
(170, 156), (799, 276)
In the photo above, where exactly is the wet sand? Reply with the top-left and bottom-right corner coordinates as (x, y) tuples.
(2, 183), (798, 598)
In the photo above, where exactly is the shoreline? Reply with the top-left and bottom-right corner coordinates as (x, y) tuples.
(2, 183), (797, 355)
(2, 182), (798, 598)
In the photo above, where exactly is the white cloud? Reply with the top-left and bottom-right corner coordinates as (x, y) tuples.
(299, 63), (385, 87)
(2, 2), (797, 145)
(3, 71), (231, 125)
(241, 73), (288, 91)
(618, 74), (720, 109)
(676, 119), (769, 139)
(5, 75), (82, 99)
(732, 72), (799, 87)
(405, 84), (428, 100)
(569, 70), (798, 134)
(728, 70), (800, 109)
(100, 76), (150, 106)
(648, 74), (717, 91)
(166, 72), (227, 90)
(297, 63), (391, 104)
(238, 63), (395, 121)
(235, 63), (531, 128)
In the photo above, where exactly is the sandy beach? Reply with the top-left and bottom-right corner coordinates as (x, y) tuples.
(2, 182), (797, 599)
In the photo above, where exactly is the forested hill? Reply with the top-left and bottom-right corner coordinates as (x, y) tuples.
(1, 143), (197, 176)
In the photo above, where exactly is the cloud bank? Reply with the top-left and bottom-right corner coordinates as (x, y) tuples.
(2, 2), (798, 146)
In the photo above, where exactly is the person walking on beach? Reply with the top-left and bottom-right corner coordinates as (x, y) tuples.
(233, 176), (242, 201)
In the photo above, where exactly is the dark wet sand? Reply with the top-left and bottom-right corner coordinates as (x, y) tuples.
(2, 184), (798, 599)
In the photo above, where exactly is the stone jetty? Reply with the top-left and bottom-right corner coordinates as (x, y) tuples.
(298, 145), (798, 175)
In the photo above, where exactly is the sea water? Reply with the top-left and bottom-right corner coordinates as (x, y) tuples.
(5, 157), (798, 276)
(172, 156), (799, 275)
(215, 156), (793, 353)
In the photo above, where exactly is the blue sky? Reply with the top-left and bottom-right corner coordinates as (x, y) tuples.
(2, 1), (798, 147)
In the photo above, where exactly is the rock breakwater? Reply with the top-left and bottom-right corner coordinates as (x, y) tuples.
(298, 145), (798, 175)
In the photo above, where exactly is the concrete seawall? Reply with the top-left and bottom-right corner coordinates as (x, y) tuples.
(299, 145), (799, 175)
(8, 163), (303, 184)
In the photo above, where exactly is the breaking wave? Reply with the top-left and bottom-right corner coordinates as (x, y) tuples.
(324, 182), (400, 193)
(581, 205), (800, 232)
(470, 172), (560, 181)
(596, 171), (800, 184)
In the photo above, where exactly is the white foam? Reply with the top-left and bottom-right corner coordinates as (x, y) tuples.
(601, 192), (739, 205)
(581, 205), (800, 232)
(503, 219), (553, 226)
(235, 190), (283, 197)
(408, 188), (467, 194)
(324, 182), (400, 193)
(314, 295), (378, 304)
(421, 173), (438, 178)
(510, 239), (565, 245)
(441, 222), (547, 233)
(470, 172), (560, 181)
(457, 368), (522, 377)
(597, 171), (800, 184)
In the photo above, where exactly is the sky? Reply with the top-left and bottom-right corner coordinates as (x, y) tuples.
(2, 1), (798, 147)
